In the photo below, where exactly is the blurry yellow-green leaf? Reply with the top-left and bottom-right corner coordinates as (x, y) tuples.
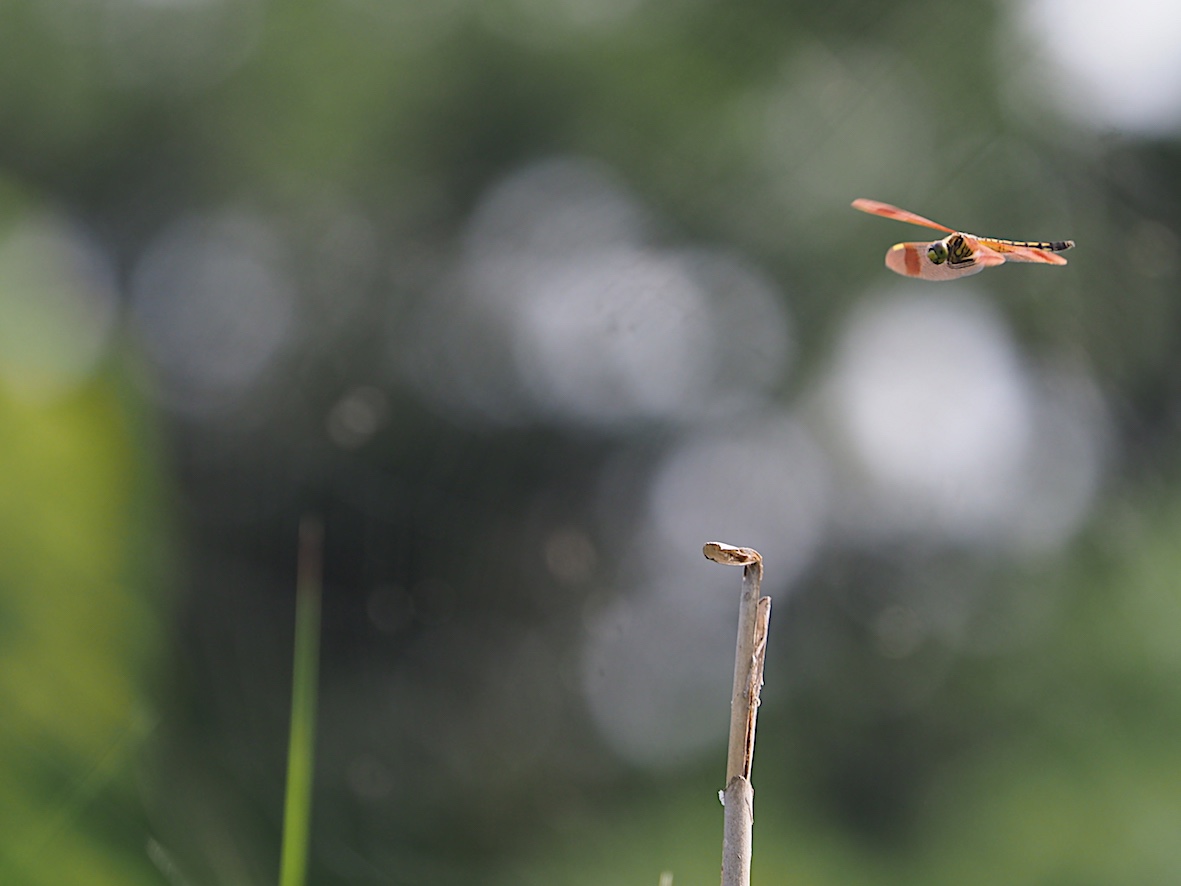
(0, 219), (165, 882)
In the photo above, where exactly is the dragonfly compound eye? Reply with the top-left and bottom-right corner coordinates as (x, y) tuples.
(927, 241), (949, 264)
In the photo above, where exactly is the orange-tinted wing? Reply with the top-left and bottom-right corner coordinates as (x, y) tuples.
(884, 238), (1006, 280)
(977, 239), (1071, 265)
(851, 198), (956, 235)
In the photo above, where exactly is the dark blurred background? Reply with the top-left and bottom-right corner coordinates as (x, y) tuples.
(3, 0), (1181, 883)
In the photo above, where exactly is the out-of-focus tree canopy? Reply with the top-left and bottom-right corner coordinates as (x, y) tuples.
(2, 0), (1181, 883)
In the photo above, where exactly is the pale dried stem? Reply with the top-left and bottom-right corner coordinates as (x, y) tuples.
(703, 541), (771, 886)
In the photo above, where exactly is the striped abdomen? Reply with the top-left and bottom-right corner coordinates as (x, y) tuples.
(983, 238), (1075, 253)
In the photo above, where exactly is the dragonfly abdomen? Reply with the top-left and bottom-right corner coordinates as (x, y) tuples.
(987, 238), (1075, 252)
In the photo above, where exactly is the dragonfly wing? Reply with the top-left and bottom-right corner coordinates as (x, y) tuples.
(852, 199), (956, 234)
(977, 240), (1069, 265)
(884, 239), (1004, 280)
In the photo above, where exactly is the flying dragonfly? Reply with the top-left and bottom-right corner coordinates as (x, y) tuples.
(852, 198), (1074, 281)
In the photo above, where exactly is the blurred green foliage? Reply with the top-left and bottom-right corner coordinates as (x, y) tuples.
(0, 369), (164, 884)
(0, 0), (1180, 884)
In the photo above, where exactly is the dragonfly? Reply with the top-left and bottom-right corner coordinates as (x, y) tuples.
(852, 198), (1074, 281)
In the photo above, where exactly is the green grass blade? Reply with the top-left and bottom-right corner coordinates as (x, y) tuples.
(279, 516), (324, 886)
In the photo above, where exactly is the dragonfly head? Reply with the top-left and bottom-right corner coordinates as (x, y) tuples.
(927, 240), (950, 265)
